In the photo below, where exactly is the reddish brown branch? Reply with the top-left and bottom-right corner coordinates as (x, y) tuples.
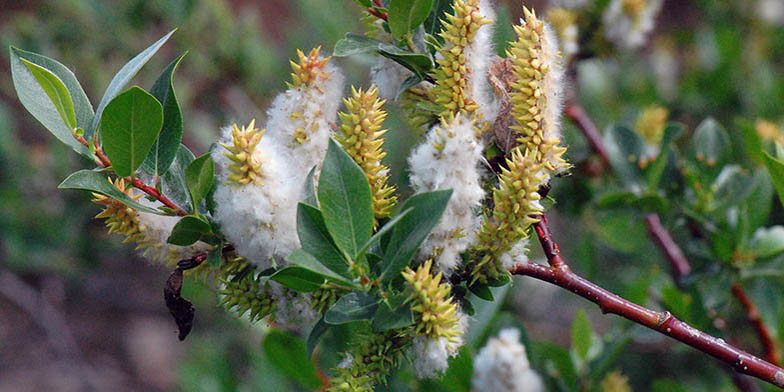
(733, 284), (782, 366)
(74, 133), (188, 216)
(367, 7), (388, 21)
(644, 213), (692, 280)
(510, 214), (784, 389)
(565, 103), (610, 168)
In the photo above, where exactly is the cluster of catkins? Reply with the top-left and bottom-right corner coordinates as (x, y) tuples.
(90, 0), (663, 389)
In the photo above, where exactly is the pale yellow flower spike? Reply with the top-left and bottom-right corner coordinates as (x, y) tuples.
(337, 85), (397, 219)
(402, 259), (462, 342)
(431, 0), (491, 120)
(92, 177), (145, 242)
(92, 178), (181, 266)
(508, 7), (569, 173)
(221, 119), (266, 186)
(635, 106), (669, 145)
(622, 0), (647, 22)
(472, 149), (546, 283)
(288, 46), (332, 89)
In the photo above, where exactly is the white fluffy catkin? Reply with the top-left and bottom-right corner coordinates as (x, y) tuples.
(602, 0), (663, 51)
(411, 310), (469, 379)
(211, 50), (345, 269)
(472, 328), (544, 392)
(408, 115), (485, 275)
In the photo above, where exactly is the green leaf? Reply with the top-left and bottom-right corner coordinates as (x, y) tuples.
(301, 166), (318, 207)
(269, 266), (326, 292)
(142, 53), (186, 177)
(372, 295), (414, 332)
(424, 0), (453, 36)
(324, 292), (379, 325)
(162, 145), (196, 211)
(10, 47), (93, 156)
(90, 30), (176, 134)
(604, 125), (645, 189)
(20, 58), (77, 131)
(262, 330), (322, 390)
(571, 309), (593, 361)
(185, 153), (215, 209)
(377, 190), (452, 281)
(751, 226), (784, 259)
(100, 86), (164, 176)
(388, 0), (434, 39)
(469, 283), (494, 301)
(738, 118), (765, 164)
(306, 317), (330, 357)
(318, 139), (374, 260)
(285, 249), (357, 288)
(693, 117), (730, 168)
(646, 123), (684, 191)
(167, 215), (211, 246)
(710, 165), (755, 211)
(333, 33), (434, 79)
(297, 203), (350, 277)
(355, 207), (413, 261)
(58, 169), (162, 214)
(763, 148), (784, 207)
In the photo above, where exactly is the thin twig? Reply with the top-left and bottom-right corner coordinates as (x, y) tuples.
(644, 213), (692, 280)
(564, 103), (611, 168)
(74, 133), (188, 216)
(510, 214), (784, 389)
(732, 284), (782, 366)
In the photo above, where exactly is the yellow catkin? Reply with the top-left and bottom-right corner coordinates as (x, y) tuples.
(221, 119), (266, 186)
(431, 0), (491, 121)
(92, 178), (181, 265)
(337, 86), (397, 219)
(599, 371), (633, 392)
(288, 47), (333, 144)
(471, 149), (546, 283)
(622, 0), (647, 22)
(635, 105), (669, 145)
(508, 7), (569, 173)
(401, 259), (462, 341)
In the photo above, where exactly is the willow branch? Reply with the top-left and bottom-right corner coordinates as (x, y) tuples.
(509, 213), (784, 389)
(564, 103), (610, 168)
(644, 213), (692, 280)
(732, 284), (782, 366)
(74, 133), (188, 216)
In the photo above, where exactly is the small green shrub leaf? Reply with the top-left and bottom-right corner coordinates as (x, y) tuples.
(262, 330), (322, 389)
(100, 86), (163, 176)
(185, 153), (214, 209)
(142, 53), (186, 177)
(297, 203), (350, 277)
(324, 292), (379, 325)
(571, 309), (593, 361)
(388, 0), (434, 39)
(318, 139), (374, 260)
(20, 58), (77, 131)
(58, 169), (162, 214)
(167, 215), (211, 246)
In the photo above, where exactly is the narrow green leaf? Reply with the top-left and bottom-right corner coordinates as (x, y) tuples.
(142, 53), (186, 177)
(90, 30), (176, 133)
(167, 215), (211, 246)
(185, 153), (215, 209)
(693, 117), (730, 168)
(377, 190), (452, 282)
(355, 207), (413, 261)
(763, 149), (784, 207)
(285, 249), (357, 287)
(100, 86), (163, 176)
(372, 295), (414, 331)
(306, 317), (330, 357)
(646, 123), (684, 191)
(318, 139), (374, 260)
(469, 283), (494, 301)
(301, 166), (318, 207)
(162, 145), (196, 211)
(269, 267), (326, 292)
(20, 58), (77, 130)
(297, 203), (350, 277)
(710, 165), (755, 211)
(58, 169), (162, 214)
(751, 226), (784, 259)
(333, 33), (434, 79)
(571, 309), (593, 361)
(262, 330), (322, 390)
(388, 0), (434, 39)
(10, 47), (91, 156)
(604, 125), (645, 189)
(324, 292), (379, 325)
